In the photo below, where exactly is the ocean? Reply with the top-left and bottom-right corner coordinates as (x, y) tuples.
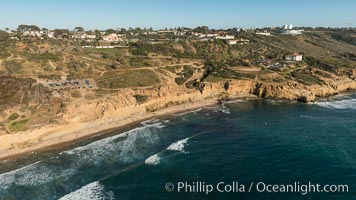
(0, 94), (355, 199)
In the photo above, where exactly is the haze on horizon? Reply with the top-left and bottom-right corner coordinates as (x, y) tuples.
(0, 0), (355, 30)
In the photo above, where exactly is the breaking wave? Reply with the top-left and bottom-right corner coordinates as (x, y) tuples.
(220, 104), (231, 114)
(145, 154), (161, 166)
(59, 181), (114, 200)
(167, 138), (189, 153)
(0, 119), (167, 198)
(314, 98), (356, 110)
(141, 118), (167, 129)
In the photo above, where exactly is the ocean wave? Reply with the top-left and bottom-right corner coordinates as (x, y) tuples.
(174, 108), (202, 116)
(141, 118), (168, 129)
(314, 98), (356, 109)
(64, 120), (164, 157)
(59, 181), (114, 200)
(220, 104), (231, 114)
(265, 99), (286, 105)
(0, 160), (76, 193)
(145, 154), (161, 166)
(167, 138), (189, 153)
(0, 120), (164, 196)
(222, 99), (244, 104)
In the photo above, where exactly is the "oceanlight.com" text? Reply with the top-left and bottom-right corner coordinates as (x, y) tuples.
(165, 181), (349, 195)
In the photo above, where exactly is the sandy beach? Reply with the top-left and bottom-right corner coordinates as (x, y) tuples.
(0, 98), (221, 161)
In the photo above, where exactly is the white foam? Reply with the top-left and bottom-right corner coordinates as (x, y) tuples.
(145, 154), (161, 166)
(167, 138), (189, 153)
(223, 99), (244, 104)
(141, 118), (160, 126)
(265, 99), (285, 105)
(220, 104), (231, 114)
(0, 160), (76, 191)
(314, 98), (356, 109)
(174, 108), (202, 116)
(59, 181), (114, 200)
(0, 121), (164, 192)
(141, 118), (167, 129)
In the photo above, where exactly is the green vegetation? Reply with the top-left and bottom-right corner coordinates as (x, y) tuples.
(0, 76), (52, 112)
(304, 57), (339, 73)
(330, 32), (356, 46)
(26, 52), (62, 62)
(185, 80), (200, 89)
(165, 65), (181, 73)
(97, 69), (160, 89)
(130, 42), (176, 56)
(3, 60), (23, 74)
(291, 68), (324, 85)
(8, 118), (31, 132)
(175, 65), (194, 85)
(8, 113), (20, 121)
(134, 95), (149, 104)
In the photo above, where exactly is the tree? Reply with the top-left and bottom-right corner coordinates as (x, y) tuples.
(74, 27), (84, 32)
(105, 29), (116, 34)
(118, 28), (127, 34)
(29, 25), (40, 31)
(134, 27), (142, 33)
(0, 30), (9, 40)
(17, 24), (29, 32)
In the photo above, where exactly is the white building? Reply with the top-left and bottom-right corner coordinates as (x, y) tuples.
(22, 31), (44, 37)
(72, 33), (97, 41)
(47, 31), (55, 38)
(256, 32), (271, 36)
(215, 35), (235, 40)
(282, 29), (303, 35)
(102, 33), (125, 42)
(228, 40), (238, 45)
(228, 38), (249, 45)
(283, 24), (293, 30)
(285, 54), (303, 61)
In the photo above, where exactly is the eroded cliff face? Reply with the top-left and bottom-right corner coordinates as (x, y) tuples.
(253, 76), (356, 102)
(62, 76), (356, 124)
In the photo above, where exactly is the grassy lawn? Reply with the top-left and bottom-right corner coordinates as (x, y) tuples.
(97, 69), (160, 89)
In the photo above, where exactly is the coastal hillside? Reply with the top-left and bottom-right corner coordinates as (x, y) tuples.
(0, 27), (355, 156)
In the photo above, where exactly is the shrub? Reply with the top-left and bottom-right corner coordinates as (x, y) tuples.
(3, 60), (23, 73)
(134, 95), (149, 104)
(9, 119), (31, 132)
(8, 113), (19, 121)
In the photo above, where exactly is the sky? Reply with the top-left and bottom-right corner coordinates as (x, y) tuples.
(0, 0), (355, 30)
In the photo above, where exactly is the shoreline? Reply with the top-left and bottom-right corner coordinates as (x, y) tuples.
(0, 98), (222, 162)
(0, 88), (354, 166)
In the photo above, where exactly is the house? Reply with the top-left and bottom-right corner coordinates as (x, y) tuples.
(256, 32), (271, 36)
(281, 24), (303, 35)
(102, 33), (125, 42)
(72, 33), (96, 41)
(22, 31), (44, 37)
(285, 54), (303, 61)
(282, 29), (303, 35)
(47, 31), (55, 38)
(228, 40), (238, 45)
(215, 35), (235, 40)
(228, 38), (249, 45)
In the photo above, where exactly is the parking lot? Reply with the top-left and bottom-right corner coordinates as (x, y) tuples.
(38, 79), (95, 90)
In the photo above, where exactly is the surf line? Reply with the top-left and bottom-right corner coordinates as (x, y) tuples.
(93, 131), (207, 185)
